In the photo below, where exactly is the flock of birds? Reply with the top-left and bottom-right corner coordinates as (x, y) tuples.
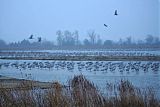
(29, 34), (42, 42)
(27, 10), (118, 42)
(104, 10), (118, 28)
(1, 10), (159, 77)
(0, 61), (159, 74)
(0, 51), (157, 59)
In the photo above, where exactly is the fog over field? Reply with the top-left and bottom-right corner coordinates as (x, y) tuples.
(0, 0), (159, 43)
(0, 1), (160, 106)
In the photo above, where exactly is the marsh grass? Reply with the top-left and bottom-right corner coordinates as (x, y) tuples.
(0, 75), (160, 107)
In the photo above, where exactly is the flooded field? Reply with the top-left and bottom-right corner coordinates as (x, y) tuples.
(1, 50), (160, 57)
(0, 59), (160, 96)
(0, 50), (160, 97)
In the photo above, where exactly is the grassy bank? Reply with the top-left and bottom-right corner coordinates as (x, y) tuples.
(0, 75), (160, 107)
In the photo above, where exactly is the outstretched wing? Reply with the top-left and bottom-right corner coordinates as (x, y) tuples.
(29, 35), (33, 39)
(104, 24), (108, 27)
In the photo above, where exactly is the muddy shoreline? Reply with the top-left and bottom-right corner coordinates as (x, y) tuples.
(0, 75), (54, 89)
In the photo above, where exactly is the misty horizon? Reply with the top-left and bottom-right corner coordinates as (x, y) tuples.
(0, 0), (160, 43)
(0, 30), (160, 45)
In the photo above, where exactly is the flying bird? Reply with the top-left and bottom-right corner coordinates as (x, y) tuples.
(29, 35), (34, 39)
(104, 24), (108, 27)
(114, 10), (118, 16)
(38, 37), (42, 42)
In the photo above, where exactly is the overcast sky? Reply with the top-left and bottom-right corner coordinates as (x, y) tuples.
(0, 0), (159, 43)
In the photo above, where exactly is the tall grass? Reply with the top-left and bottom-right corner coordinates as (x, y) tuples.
(0, 75), (159, 107)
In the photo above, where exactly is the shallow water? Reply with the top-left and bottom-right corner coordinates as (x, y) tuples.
(0, 59), (160, 95)
(1, 50), (160, 58)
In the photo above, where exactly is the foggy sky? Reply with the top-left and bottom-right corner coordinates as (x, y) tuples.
(0, 0), (159, 43)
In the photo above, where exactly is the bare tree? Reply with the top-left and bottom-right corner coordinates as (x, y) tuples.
(126, 36), (132, 45)
(145, 35), (154, 44)
(0, 39), (7, 49)
(88, 30), (96, 45)
(56, 30), (63, 46)
(64, 30), (75, 46)
(74, 30), (79, 46)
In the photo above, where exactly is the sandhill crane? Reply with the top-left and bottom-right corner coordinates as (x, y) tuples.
(104, 24), (108, 27)
(29, 35), (34, 39)
(114, 10), (118, 16)
(38, 37), (42, 42)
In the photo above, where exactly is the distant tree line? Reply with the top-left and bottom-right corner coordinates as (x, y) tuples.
(0, 39), (55, 50)
(0, 30), (160, 50)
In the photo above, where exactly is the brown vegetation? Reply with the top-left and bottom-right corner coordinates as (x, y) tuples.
(0, 75), (160, 107)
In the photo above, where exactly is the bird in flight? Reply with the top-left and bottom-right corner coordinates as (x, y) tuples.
(114, 10), (118, 16)
(38, 37), (42, 42)
(29, 35), (34, 39)
(104, 24), (108, 27)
